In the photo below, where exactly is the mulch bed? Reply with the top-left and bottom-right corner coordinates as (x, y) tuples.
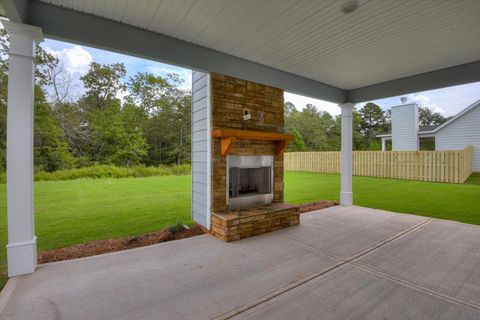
(38, 200), (338, 264)
(38, 224), (205, 264)
(298, 200), (339, 213)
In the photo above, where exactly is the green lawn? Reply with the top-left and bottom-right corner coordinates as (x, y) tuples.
(0, 175), (192, 288)
(1, 172), (479, 288)
(285, 172), (480, 225)
(466, 173), (480, 185)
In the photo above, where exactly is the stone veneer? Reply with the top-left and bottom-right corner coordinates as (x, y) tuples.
(211, 72), (285, 213)
(210, 72), (299, 241)
(211, 203), (299, 242)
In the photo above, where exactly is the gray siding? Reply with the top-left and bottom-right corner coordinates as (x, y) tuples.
(391, 103), (419, 151)
(191, 71), (211, 228)
(435, 104), (480, 172)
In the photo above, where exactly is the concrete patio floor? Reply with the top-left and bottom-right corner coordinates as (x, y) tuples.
(1, 206), (480, 320)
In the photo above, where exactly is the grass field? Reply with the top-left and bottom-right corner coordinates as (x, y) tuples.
(466, 173), (480, 185)
(286, 172), (480, 225)
(0, 175), (192, 288)
(1, 172), (480, 288)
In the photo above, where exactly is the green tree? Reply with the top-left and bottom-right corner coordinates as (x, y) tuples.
(328, 110), (365, 151)
(289, 129), (306, 151)
(34, 88), (75, 171)
(419, 107), (448, 126)
(79, 62), (147, 165)
(284, 101), (296, 117)
(128, 73), (191, 165)
(128, 72), (173, 115)
(358, 102), (388, 148)
(368, 139), (382, 151)
(1, 28), (195, 171)
(81, 62), (126, 110)
(0, 29), (73, 171)
(285, 104), (336, 151)
(284, 102), (371, 151)
(110, 103), (148, 166)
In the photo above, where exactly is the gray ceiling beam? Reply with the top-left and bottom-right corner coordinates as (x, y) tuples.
(347, 61), (480, 103)
(27, 1), (347, 103)
(0, 0), (28, 22)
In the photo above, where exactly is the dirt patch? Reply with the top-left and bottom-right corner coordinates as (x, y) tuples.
(299, 200), (339, 213)
(38, 224), (205, 264)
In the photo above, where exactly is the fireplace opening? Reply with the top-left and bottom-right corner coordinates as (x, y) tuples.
(229, 167), (272, 197)
(227, 155), (273, 210)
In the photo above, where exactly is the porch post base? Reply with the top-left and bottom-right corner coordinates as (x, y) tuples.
(7, 237), (37, 277)
(340, 192), (353, 206)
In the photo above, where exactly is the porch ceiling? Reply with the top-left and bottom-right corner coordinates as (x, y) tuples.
(3, 0), (480, 102)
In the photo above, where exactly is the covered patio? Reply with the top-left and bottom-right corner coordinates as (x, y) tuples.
(1, 0), (480, 317)
(1, 206), (480, 319)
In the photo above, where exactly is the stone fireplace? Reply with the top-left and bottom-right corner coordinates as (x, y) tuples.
(205, 72), (300, 242)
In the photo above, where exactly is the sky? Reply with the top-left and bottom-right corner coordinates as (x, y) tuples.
(41, 39), (480, 117)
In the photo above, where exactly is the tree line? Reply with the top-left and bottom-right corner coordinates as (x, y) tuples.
(285, 101), (388, 152)
(284, 101), (448, 152)
(0, 30), (191, 172)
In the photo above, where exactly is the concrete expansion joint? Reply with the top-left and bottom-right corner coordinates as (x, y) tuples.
(215, 218), (441, 319)
(350, 262), (480, 312)
(346, 218), (433, 262)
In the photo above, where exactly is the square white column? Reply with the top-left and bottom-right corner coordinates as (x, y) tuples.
(3, 20), (43, 277)
(339, 103), (355, 206)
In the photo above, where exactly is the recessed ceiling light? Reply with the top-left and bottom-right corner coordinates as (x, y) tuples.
(341, 0), (359, 14)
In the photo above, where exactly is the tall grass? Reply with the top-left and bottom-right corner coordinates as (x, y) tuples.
(0, 164), (191, 183)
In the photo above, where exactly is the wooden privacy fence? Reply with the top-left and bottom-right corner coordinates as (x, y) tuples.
(284, 146), (474, 184)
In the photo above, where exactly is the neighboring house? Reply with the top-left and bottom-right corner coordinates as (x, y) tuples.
(377, 99), (480, 172)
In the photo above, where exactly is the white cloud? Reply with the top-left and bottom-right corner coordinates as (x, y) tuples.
(45, 45), (93, 75)
(146, 65), (192, 90)
(41, 45), (94, 101)
(368, 82), (480, 117)
(413, 94), (445, 114)
(284, 92), (340, 116)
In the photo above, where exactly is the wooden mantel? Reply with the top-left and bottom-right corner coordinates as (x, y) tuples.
(212, 128), (294, 155)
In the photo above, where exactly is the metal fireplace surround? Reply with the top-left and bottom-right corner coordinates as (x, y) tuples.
(227, 155), (273, 210)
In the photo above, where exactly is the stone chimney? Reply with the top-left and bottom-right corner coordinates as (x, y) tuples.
(391, 102), (419, 151)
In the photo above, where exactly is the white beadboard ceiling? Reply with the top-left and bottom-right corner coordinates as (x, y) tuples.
(39, 0), (480, 90)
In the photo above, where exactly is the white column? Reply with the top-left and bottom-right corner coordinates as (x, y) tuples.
(381, 138), (386, 151)
(3, 21), (43, 277)
(339, 103), (355, 206)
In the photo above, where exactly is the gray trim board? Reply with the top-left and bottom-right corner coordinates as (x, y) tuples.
(0, 0), (28, 22)
(347, 61), (480, 103)
(27, 1), (346, 103)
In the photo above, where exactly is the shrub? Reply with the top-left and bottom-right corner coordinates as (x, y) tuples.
(168, 223), (185, 235)
(0, 164), (191, 183)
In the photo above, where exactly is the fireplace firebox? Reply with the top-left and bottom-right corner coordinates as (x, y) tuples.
(227, 155), (273, 210)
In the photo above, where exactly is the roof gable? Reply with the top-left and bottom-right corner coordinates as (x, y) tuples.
(426, 99), (480, 134)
